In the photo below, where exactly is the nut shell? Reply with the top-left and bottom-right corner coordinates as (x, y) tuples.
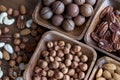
(74, 15), (85, 26)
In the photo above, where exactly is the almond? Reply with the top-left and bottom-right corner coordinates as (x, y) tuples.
(20, 29), (31, 36)
(96, 77), (106, 80)
(113, 73), (120, 80)
(20, 5), (26, 14)
(96, 68), (103, 78)
(103, 63), (116, 71)
(3, 50), (10, 60)
(103, 70), (112, 79)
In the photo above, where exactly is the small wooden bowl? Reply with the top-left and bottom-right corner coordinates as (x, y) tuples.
(23, 31), (97, 80)
(32, 0), (102, 40)
(84, 0), (120, 61)
(89, 56), (120, 80)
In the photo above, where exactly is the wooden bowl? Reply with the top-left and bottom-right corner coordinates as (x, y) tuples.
(89, 56), (120, 80)
(23, 31), (97, 80)
(32, 0), (102, 40)
(84, 0), (120, 61)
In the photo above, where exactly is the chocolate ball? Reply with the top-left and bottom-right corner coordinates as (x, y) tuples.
(52, 15), (64, 26)
(40, 7), (53, 20)
(61, 0), (72, 5)
(74, 0), (85, 5)
(42, 0), (55, 6)
(74, 15), (85, 26)
(86, 0), (96, 5)
(66, 3), (79, 17)
(62, 19), (75, 32)
(80, 4), (94, 17)
(52, 1), (65, 14)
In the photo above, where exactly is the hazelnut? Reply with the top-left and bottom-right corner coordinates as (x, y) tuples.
(40, 7), (53, 20)
(62, 67), (68, 74)
(14, 33), (20, 38)
(58, 40), (65, 47)
(74, 15), (85, 26)
(80, 4), (94, 17)
(59, 63), (66, 69)
(44, 67), (49, 71)
(41, 77), (47, 80)
(80, 55), (88, 62)
(51, 15), (64, 26)
(86, 0), (96, 5)
(47, 70), (54, 77)
(66, 3), (79, 17)
(7, 8), (13, 15)
(63, 47), (70, 54)
(42, 50), (49, 57)
(3, 27), (10, 34)
(31, 23), (37, 30)
(33, 76), (41, 80)
(63, 75), (70, 80)
(43, 0), (55, 6)
(57, 50), (64, 57)
(49, 56), (54, 62)
(52, 1), (65, 14)
(47, 41), (54, 48)
(13, 10), (19, 17)
(72, 45), (81, 52)
(65, 54), (73, 60)
(9, 60), (16, 67)
(55, 57), (62, 62)
(45, 57), (50, 63)
(73, 73), (78, 78)
(68, 69), (75, 76)
(65, 59), (71, 66)
(3, 76), (10, 80)
(78, 71), (85, 79)
(50, 50), (56, 57)
(62, 19), (75, 32)
(53, 41), (58, 46)
(10, 53), (17, 60)
(80, 63), (88, 71)
(22, 37), (29, 43)
(40, 70), (47, 76)
(51, 61), (59, 69)
(55, 71), (64, 79)
(34, 66), (41, 73)
(14, 46), (20, 52)
(22, 54), (28, 62)
(20, 43), (26, 49)
(38, 60), (48, 68)
(16, 56), (23, 64)
(65, 43), (71, 49)
(76, 51), (82, 57)
(54, 45), (60, 51)
(71, 61), (78, 68)
(74, 0), (85, 5)
(31, 30), (38, 36)
(61, 0), (72, 5)
(14, 39), (21, 45)
(73, 56), (80, 62)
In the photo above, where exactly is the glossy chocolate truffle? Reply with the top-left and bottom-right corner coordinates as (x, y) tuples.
(40, 7), (53, 20)
(62, 19), (75, 32)
(52, 1), (65, 14)
(66, 3), (79, 17)
(52, 15), (64, 26)
(80, 4), (93, 17)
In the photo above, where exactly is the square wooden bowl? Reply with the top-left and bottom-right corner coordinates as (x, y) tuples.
(84, 0), (120, 61)
(89, 56), (120, 80)
(32, 0), (102, 40)
(23, 31), (97, 80)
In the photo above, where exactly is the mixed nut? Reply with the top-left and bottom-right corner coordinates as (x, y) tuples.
(91, 6), (120, 53)
(40, 0), (96, 32)
(33, 40), (89, 80)
(0, 4), (45, 80)
(96, 62), (120, 80)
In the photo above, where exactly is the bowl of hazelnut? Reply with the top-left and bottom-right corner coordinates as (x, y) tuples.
(32, 0), (100, 40)
(24, 31), (97, 80)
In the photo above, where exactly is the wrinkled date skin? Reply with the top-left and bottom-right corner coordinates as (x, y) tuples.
(91, 6), (120, 53)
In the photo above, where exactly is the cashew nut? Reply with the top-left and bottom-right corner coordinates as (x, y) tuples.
(0, 51), (3, 59)
(3, 16), (15, 25)
(26, 19), (33, 28)
(0, 12), (7, 24)
(0, 67), (3, 78)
